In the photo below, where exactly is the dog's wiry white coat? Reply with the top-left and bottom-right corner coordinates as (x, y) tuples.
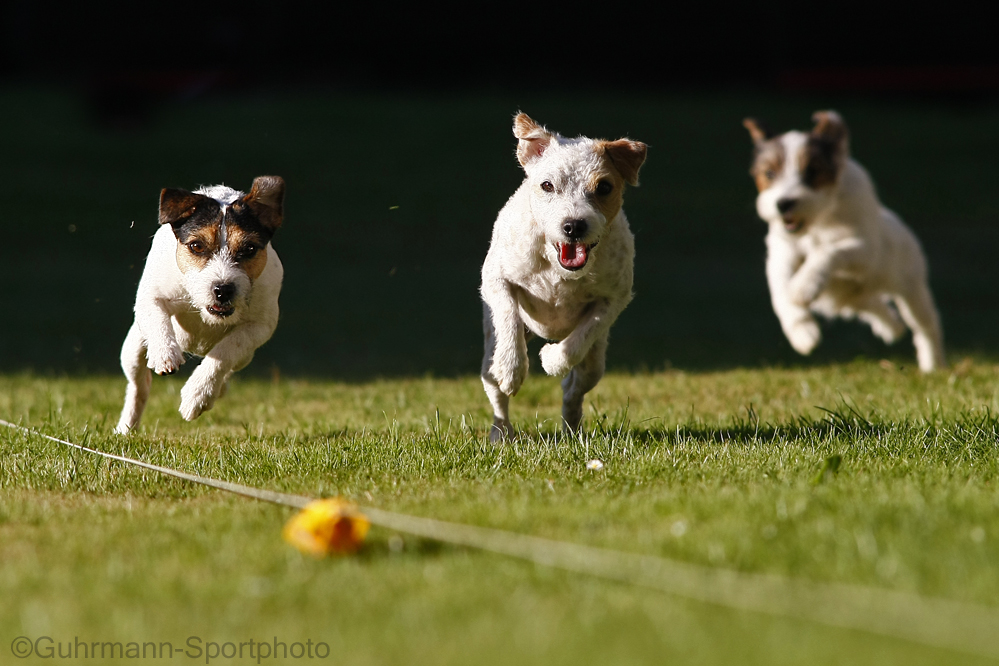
(748, 112), (945, 371)
(480, 114), (645, 440)
(115, 182), (284, 433)
(195, 184), (243, 206)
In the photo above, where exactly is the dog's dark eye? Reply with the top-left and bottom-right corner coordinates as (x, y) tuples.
(595, 181), (613, 196)
(764, 169), (776, 181)
(187, 240), (206, 254)
(236, 245), (259, 260)
(540, 181), (554, 193)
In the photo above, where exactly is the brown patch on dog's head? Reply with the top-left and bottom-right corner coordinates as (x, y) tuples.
(514, 112), (555, 167)
(174, 223), (220, 274)
(587, 169), (626, 222)
(589, 139), (645, 221)
(160, 176), (285, 279)
(802, 110), (849, 189)
(160, 188), (224, 273)
(749, 139), (785, 192)
(237, 175), (285, 234)
(600, 139), (647, 187)
(159, 188), (220, 230)
(811, 110), (848, 147)
(219, 175), (285, 279)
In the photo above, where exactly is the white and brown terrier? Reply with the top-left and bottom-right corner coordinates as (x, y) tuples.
(481, 113), (647, 440)
(744, 111), (945, 372)
(115, 176), (285, 433)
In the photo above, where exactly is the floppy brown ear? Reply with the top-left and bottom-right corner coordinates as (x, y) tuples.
(811, 111), (849, 150)
(743, 118), (769, 146)
(513, 112), (555, 167)
(242, 175), (285, 232)
(602, 139), (647, 186)
(159, 188), (204, 227)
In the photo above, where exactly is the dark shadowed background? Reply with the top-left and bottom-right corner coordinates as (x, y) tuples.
(2, 1), (998, 378)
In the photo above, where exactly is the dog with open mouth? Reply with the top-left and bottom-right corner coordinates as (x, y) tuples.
(115, 176), (285, 433)
(480, 113), (647, 440)
(744, 111), (945, 371)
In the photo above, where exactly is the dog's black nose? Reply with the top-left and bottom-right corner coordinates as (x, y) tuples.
(776, 198), (798, 214)
(562, 219), (588, 240)
(213, 283), (236, 303)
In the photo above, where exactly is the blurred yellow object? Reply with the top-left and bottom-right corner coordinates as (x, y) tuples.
(283, 498), (370, 556)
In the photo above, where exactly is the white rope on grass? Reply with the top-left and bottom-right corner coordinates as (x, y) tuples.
(4, 417), (999, 659)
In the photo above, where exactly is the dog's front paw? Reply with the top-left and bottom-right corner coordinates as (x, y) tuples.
(490, 350), (528, 396)
(540, 343), (573, 377)
(179, 375), (219, 421)
(147, 342), (184, 376)
(788, 274), (823, 307)
(787, 320), (821, 355)
(492, 362), (527, 396)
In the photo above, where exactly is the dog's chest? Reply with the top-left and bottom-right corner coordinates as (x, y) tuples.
(171, 311), (234, 356)
(515, 275), (601, 341)
(796, 224), (868, 276)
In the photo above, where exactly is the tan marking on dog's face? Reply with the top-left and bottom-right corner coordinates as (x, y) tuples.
(587, 167), (626, 222)
(750, 140), (786, 192)
(173, 219), (269, 279)
(226, 223), (269, 280)
(175, 225), (221, 273)
(590, 140), (645, 220)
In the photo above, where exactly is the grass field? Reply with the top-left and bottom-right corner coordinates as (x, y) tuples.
(4, 361), (999, 664)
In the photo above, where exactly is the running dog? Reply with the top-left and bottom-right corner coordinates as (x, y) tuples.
(744, 111), (945, 372)
(115, 176), (285, 433)
(481, 113), (647, 440)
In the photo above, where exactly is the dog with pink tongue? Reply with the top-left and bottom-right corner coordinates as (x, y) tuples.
(479, 113), (647, 441)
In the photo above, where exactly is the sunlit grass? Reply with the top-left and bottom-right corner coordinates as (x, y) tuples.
(3, 363), (999, 665)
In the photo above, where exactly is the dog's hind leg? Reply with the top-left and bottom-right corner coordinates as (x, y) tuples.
(857, 294), (907, 345)
(894, 282), (946, 372)
(115, 322), (152, 434)
(561, 332), (608, 434)
(481, 304), (516, 442)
